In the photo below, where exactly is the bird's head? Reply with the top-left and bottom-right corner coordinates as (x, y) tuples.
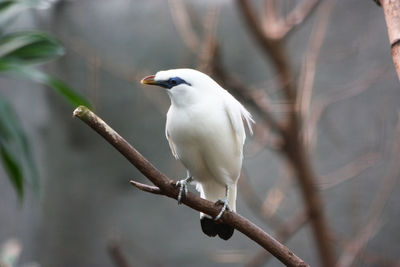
(141, 68), (221, 107)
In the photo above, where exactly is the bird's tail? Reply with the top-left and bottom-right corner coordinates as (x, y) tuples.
(197, 182), (237, 240)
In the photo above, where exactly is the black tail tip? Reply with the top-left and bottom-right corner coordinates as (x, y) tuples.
(200, 217), (234, 240)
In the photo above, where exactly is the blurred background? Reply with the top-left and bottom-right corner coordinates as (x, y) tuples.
(1, 0), (399, 266)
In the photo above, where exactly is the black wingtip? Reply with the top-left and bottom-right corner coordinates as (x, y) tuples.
(201, 217), (218, 237)
(217, 224), (234, 240)
(200, 217), (234, 240)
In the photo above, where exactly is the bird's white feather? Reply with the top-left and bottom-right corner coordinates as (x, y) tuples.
(158, 69), (254, 216)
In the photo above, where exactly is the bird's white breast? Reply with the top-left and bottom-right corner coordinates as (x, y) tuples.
(166, 98), (242, 185)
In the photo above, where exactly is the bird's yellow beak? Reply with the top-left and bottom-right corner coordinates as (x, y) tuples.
(140, 75), (158, 85)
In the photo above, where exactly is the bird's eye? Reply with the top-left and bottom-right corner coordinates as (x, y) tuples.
(170, 78), (178, 85)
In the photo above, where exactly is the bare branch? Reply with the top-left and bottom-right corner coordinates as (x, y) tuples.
(337, 219), (382, 267)
(262, 0), (320, 39)
(237, 0), (295, 103)
(246, 212), (309, 267)
(281, 0), (320, 38)
(73, 106), (309, 267)
(318, 152), (381, 190)
(198, 6), (220, 73)
(262, 0), (281, 38)
(380, 0), (400, 80)
(130, 180), (162, 195)
(236, 1), (335, 265)
(336, 116), (400, 267)
(297, 0), (335, 134)
(305, 68), (385, 150)
(168, 0), (200, 54)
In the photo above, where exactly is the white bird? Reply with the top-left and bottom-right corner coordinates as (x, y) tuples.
(141, 69), (254, 240)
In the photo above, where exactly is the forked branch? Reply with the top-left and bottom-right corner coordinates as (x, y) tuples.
(72, 106), (308, 267)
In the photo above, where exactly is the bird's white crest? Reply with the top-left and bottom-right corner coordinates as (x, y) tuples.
(144, 68), (254, 239)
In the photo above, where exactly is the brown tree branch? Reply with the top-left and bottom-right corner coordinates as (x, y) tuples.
(168, 0), (200, 54)
(130, 180), (162, 195)
(245, 211), (309, 267)
(380, 0), (400, 80)
(237, 0), (295, 104)
(297, 0), (335, 138)
(282, 0), (320, 38)
(263, 0), (320, 39)
(72, 106), (309, 267)
(236, 1), (335, 266)
(197, 6), (220, 73)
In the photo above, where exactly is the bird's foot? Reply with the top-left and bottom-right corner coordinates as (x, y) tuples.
(214, 198), (232, 221)
(175, 176), (193, 204)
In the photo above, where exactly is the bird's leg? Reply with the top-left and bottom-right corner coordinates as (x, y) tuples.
(214, 185), (232, 221)
(175, 172), (193, 204)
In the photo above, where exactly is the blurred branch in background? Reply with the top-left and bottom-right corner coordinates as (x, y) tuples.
(336, 115), (400, 266)
(107, 238), (133, 267)
(262, 0), (319, 39)
(168, 0), (200, 54)
(318, 152), (381, 190)
(296, 0), (333, 146)
(107, 234), (164, 267)
(73, 106), (309, 267)
(235, 1), (335, 266)
(305, 68), (386, 151)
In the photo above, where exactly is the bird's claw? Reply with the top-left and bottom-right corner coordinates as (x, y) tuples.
(214, 198), (232, 221)
(175, 176), (193, 204)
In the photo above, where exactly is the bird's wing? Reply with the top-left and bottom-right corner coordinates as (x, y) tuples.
(166, 129), (179, 159)
(222, 90), (254, 147)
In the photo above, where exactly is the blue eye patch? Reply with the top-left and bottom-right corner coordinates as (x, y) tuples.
(157, 77), (191, 89)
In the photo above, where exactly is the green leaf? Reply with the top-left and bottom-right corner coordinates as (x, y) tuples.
(0, 144), (24, 199)
(0, 0), (28, 27)
(0, 61), (92, 108)
(0, 31), (65, 64)
(0, 0), (51, 28)
(0, 96), (40, 199)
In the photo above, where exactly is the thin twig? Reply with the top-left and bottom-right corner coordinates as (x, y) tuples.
(198, 6), (220, 73)
(305, 68), (385, 150)
(318, 152), (381, 190)
(168, 0), (200, 54)
(281, 0), (320, 38)
(73, 106), (309, 267)
(130, 180), (162, 195)
(237, 0), (295, 104)
(262, 0), (280, 38)
(336, 116), (400, 267)
(297, 0), (335, 142)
